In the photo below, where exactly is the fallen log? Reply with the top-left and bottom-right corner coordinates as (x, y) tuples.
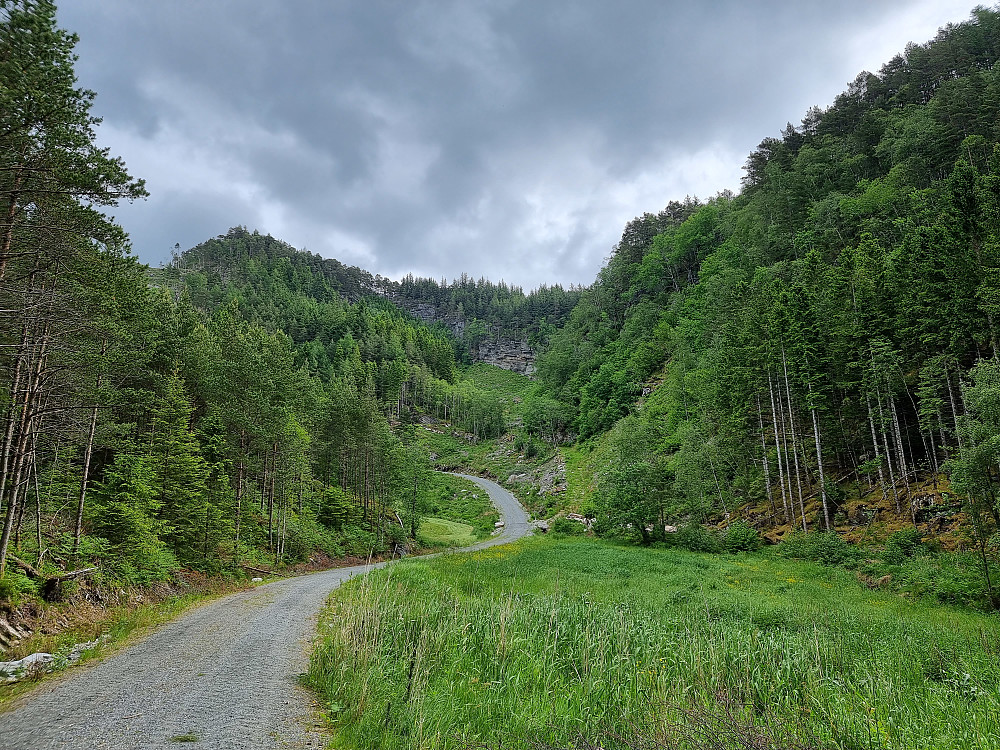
(240, 564), (291, 578)
(9, 556), (98, 601)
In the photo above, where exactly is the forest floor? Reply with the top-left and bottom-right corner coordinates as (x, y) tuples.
(0, 473), (530, 749)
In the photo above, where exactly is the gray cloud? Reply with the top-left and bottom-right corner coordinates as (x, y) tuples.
(59, 0), (976, 289)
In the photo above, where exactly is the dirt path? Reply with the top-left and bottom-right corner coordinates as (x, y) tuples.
(0, 476), (529, 749)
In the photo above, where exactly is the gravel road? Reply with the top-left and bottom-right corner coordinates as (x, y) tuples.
(450, 473), (531, 550)
(0, 474), (530, 750)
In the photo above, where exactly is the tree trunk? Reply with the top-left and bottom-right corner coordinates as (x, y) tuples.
(890, 398), (910, 488)
(73, 403), (99, 555)
(233, 433), (245, 565)
(946, 367), (964, 452)
(757, 393), (776, 518)
(73, 339), (107, 555)
(867, 397), (890, 508)
(781, 349), (807, 532)
(31, 433), (42, 565)
(267, 441), (277, 552)
(770, 372), (792, 525)
(876, 394), (901, 514)
(810, 396), (830, 531)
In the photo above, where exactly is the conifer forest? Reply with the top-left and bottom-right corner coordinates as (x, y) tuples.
(4, 2), (1000, 748)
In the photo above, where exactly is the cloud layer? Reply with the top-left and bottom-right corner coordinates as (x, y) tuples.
(60, 1), (976, 288)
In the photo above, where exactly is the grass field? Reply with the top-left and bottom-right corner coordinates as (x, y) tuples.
(561, 441), (603, 513)
(308, 536), (1000, 750)
(416, 472), (498, 541)
(416, 517), (479, 547)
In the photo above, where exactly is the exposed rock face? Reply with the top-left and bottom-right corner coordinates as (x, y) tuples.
(477, 338), (535, 376)
(503, 451), (566, 495)
(392, 297), (536, 376)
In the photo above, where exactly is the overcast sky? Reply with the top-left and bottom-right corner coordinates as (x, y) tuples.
(59, 1), (978, 290)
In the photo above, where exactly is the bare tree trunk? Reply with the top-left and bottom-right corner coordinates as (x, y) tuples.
(867, 397), (890, 508)
(890, 398), (910, 486)
(0, 396), (32, 578)
(0, 171), (24, 281)
(782, 349), (807, 532)
(73, 403), (99, 555)
(757, 393), (776, 518)
(809, 390), (830, 531)
(0, 321), (30, 516)
(32, 436), (43, 565)
(925, 429), (939, 477)
(946, 367), (964, 452)
(875, 393), (901, 514)
(233, 432), (245, 565)
(74, 340), (107, 555)
(770, 372), (792, 525)
(0, 314), (48, 578)
(267, 441), (277, 552)
(707, 449), (729, 515)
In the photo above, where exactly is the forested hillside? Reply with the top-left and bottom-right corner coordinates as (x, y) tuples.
(0, 2), (508, 595)
(7, 0), (1000, 614)
(529, 7), (1000, 576)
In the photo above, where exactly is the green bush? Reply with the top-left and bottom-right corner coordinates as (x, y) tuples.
(858, 549), (992, 609)
(385, 522), (408, 546)
(883, 527), (925, 565)
(552, 517), (587, 535)
(0, 571), (38, 604)
(671, 523), (723, 553)
(778, 531), (860, 566)
(282, 513), (345, 562)
(724, 521), (762, 552)
(338, 528), (382, 557)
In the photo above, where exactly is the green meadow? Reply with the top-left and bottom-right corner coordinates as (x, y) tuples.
(415, 517), (479, 548)
(308, 537), (1000, 750)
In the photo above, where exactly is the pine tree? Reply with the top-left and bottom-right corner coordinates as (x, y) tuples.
(148, 371), (210, 563)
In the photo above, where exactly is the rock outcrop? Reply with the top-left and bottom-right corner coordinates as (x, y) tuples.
(477, 338), (535, 376)
(392, 297), (536, 376)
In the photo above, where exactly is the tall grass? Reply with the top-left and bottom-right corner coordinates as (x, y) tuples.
(307, 538), (1000, 749)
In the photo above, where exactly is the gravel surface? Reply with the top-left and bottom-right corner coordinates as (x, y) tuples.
(450, 473), (531, 551)
(0, 475), (529, 750)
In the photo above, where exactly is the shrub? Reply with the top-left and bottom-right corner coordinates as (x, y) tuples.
(0, 571), (38, 604)
(338, 528), (382, 557)
(724, 521), (762, 552)
(779, 531), (860, 567)
(672, 523), (723, 553)
(552, 517), (587, 536)
(282, 513), (346, 562)
(883, 527), (925, 565)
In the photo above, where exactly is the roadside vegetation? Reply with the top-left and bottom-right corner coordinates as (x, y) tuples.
(411, 471), (498, 548)
(308, 536), (1000, 750)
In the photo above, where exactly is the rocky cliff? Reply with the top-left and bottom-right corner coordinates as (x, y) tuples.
(393, 297), (536, 376)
